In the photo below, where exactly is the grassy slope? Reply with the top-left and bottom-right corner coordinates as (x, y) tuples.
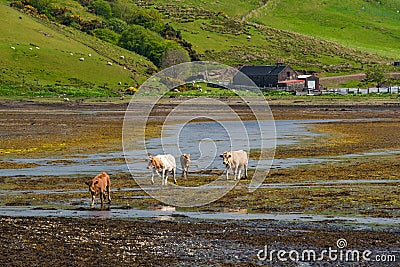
(152, 3), (394, 75)
(246, 0), (400, 59)
(0, 3), (155, 88)
(149, 0), (260, 18)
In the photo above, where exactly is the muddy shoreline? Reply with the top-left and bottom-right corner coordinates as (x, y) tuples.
(1, 216), (399, 266)
(1, 99), (400, 266)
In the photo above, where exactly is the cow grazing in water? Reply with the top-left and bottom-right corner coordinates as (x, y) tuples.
(220, 150), (248, 180)
(85, 172), (111, 208)
(147, 154), (176, 185)
(180, 154), (191, 179)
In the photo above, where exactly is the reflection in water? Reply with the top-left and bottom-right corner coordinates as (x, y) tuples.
(0, 206), (398, 225)
(0, 120), (318, 177)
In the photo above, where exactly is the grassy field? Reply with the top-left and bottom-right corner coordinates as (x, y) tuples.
(246, 0), (400, 59)
(1, 0), (399, 98)
(151, 3), (396, 75)
(0, 3), (155, 89)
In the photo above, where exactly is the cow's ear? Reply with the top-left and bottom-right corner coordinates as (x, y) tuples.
(94, 181), (99, 185)
(85, 181), (90, 186)
(219, 154), (224, 158)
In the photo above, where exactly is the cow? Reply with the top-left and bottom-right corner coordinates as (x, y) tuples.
(180, 154), (191, 179)
(147, 154), (176, 185)
(220, 150), (248, 180)
(85, 172), (111, 208)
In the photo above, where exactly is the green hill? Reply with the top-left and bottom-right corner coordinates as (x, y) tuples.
(0, 0), (399, 97)
(245, 0), (400, 59)
(0, 3), (155, 94)
(147, 2), (396, 75)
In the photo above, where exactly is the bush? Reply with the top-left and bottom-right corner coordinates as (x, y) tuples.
(119, 24), (167, 67)
(103, 17), (127, 34)
(91, 0), (112, 19)
(92, 28), (120, 44)
(111, 0), (163, 32)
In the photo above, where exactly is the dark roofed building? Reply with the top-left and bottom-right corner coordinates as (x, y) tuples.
(233, 63), (298, 88)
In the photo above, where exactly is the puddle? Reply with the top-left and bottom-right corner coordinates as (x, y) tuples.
(0, 206), (398, 225)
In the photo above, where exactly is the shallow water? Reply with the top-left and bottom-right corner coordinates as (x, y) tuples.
(0, 120), (322, 177)
(2, 119), (400, 178)
(0, 206), (398, 225)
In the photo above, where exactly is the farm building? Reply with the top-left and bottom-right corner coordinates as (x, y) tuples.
(298, 74), (320, 90)
(233, 63), (299, 88)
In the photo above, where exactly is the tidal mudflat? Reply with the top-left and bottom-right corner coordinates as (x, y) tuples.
(0, 99), (399, 266)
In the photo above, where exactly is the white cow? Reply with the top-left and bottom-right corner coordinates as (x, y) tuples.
(220, 150), (248, 180)
(180, 154), (191, 179)
(147, 154), (176, 185)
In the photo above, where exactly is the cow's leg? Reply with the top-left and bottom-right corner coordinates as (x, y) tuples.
(244, 164), (248, 179)
(237, 168), (242, 180)
(100, 191), (104, 207)
(233, 167), (238, 180)
(151, 169), (155, 185)
(90, 194), (95, 208)
(173, 168), (177, 184)
(225, 167), (229, 180)
(107, 185), (111, 203)
(162, 169), (166, 186)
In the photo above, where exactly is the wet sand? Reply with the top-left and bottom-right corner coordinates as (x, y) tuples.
(0, 98), (400, 266)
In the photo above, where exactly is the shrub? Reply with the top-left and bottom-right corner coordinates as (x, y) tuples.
(103, 18), (127, 34)
(81, 19), (102, 33)
(91, 0), (112, 19)
(92, 28), (120, 44)
(119, 24), (167, 67)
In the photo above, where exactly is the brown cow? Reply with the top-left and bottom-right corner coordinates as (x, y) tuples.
(85, 172), (111, 207)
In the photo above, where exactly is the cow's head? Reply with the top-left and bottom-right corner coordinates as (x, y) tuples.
(219, 151), (232, 166)
(147, 156), (155, 169)
(85, 180), (99, 195)
(182, 154), (190, 160)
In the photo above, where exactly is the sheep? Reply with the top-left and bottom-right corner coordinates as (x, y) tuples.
(79, 57), (85, 61)
(107, 62), (113, 66)
(10, 46), (15, 50)
(120, 55), (125, 59)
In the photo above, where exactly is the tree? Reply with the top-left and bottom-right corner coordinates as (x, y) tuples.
(91, 0), (112, 19)
(104, 17), (127, 34)
(119, 25), (167, 67)
(161, 46), (190, 69)
(365, 66), (385, 87)
(110, 0), (163, 32)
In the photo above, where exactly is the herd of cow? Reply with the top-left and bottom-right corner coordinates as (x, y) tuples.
(85, 150), (249, 207)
